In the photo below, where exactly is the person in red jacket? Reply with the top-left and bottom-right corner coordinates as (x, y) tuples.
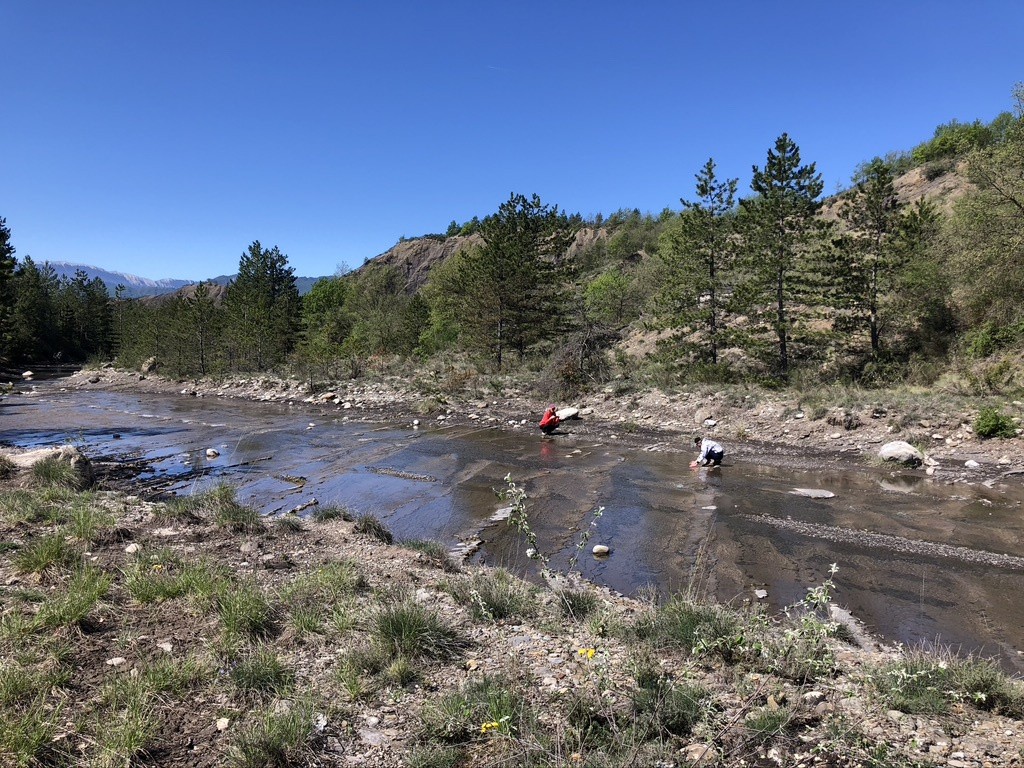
(539, 405), (560, 435)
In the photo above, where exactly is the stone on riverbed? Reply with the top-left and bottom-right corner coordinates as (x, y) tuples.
(0, 445), (94, 488)
(789, 488), (835, 499)
(878, 440), (925, 467)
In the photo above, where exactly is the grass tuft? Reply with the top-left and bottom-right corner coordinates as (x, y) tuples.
(372, 600), (468, 661)
(124, 549), (188, 603)
(229, 644), (294, 698)
(227, 700), (317, 768)
(282, 560), (366, 607)
(311, 504), (355, 522)
(645, 595), (748, 663)
(0, 454), (16, 480)
(874, 648), (1024, 717)
(167, 484), (265, 532)
(354, 513), (393, 544)
(0, 696), (64, 766)
(555, 587), (601, 622)
(274, 514), (304, 533)
(14, 533), (79, 575)
(216, 581), (277, 639)
(35, 565), (111, 630)
(404, 539), (461, 573)
(30, 455), (86, 490)
(446, 568), (536, 622)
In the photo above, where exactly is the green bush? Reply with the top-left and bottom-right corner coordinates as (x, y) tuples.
(974, 407), (1017, 439)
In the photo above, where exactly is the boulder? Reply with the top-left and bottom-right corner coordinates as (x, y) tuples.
(2, 445), (94, 487)
(878, 441), (925, 467)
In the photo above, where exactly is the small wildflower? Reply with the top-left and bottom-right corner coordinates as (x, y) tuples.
(577, 648), (596, 660)
(480, 721), (500, 734)
(152, 564), (163, 571)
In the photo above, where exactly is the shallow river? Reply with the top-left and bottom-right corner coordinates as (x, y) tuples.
(3, 379), (1023, 672)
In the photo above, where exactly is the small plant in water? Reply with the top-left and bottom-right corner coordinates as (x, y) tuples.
(502, 473), (605, 580)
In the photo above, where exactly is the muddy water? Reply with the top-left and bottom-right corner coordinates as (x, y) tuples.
(3, 381), (1024, 672)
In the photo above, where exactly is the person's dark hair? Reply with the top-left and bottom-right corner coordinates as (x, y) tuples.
(693, 436), (701, 445)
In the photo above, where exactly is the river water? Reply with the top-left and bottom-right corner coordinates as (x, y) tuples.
(3, 378), (1023, 672)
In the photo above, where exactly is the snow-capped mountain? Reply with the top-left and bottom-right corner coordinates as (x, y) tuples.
(44, 261), (194, 298)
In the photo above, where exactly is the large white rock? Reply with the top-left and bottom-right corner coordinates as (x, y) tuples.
(2, 445), (93, 486)
(878, 441), (925, 467)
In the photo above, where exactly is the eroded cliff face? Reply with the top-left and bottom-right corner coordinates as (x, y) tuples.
(368, 227), (612, 292)
(369, 234), (481, 291)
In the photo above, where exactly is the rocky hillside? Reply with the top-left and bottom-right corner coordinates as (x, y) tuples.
(369, 164), (971, 295)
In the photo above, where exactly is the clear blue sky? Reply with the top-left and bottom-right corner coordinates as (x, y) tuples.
(3, 1), (1022, 281)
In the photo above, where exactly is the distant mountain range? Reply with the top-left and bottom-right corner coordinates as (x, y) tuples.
(42, 261), (326, 298)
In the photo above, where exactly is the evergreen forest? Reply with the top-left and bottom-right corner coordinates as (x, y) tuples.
(2, 85), (1023, 398)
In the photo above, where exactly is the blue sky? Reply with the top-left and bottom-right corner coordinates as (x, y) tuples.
(3, 2), (1022, 281)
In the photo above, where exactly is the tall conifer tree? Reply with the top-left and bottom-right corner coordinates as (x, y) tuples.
(444, 193), (576, 368)
(833, 159), (904, 357)
(738, 134), (825, 381)
(658, 158), (738, 364)
(224, 241), (300, 371)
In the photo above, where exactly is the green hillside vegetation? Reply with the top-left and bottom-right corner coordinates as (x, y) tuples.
(2, 84), (1023, 402)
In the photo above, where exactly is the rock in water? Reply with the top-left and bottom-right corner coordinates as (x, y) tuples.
(789, 488), (835, 499)
(878, 441), (925, 467)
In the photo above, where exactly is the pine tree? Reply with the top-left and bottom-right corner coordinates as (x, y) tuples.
(738, 134), (826, 381)
(0, 217), (18, 362)
(658, 158), (738, 364)
(833, 159), (905, 357)
(444, 193), (576, 368)
(224, 241), (300, 371)
(185, 281), (221, 375)
(8, 257), (59, 362)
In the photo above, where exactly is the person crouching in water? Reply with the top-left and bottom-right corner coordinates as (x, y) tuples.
(539, 405), (561, 435)
(691, 436), (724, 467)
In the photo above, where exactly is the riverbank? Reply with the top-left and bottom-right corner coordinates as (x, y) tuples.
(58, 365), (1024, 482)
(2, 450), (1023, 767)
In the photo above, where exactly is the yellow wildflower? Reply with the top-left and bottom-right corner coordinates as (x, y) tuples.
(480, 721), (500, 734)
(577, 648), (596, 660)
